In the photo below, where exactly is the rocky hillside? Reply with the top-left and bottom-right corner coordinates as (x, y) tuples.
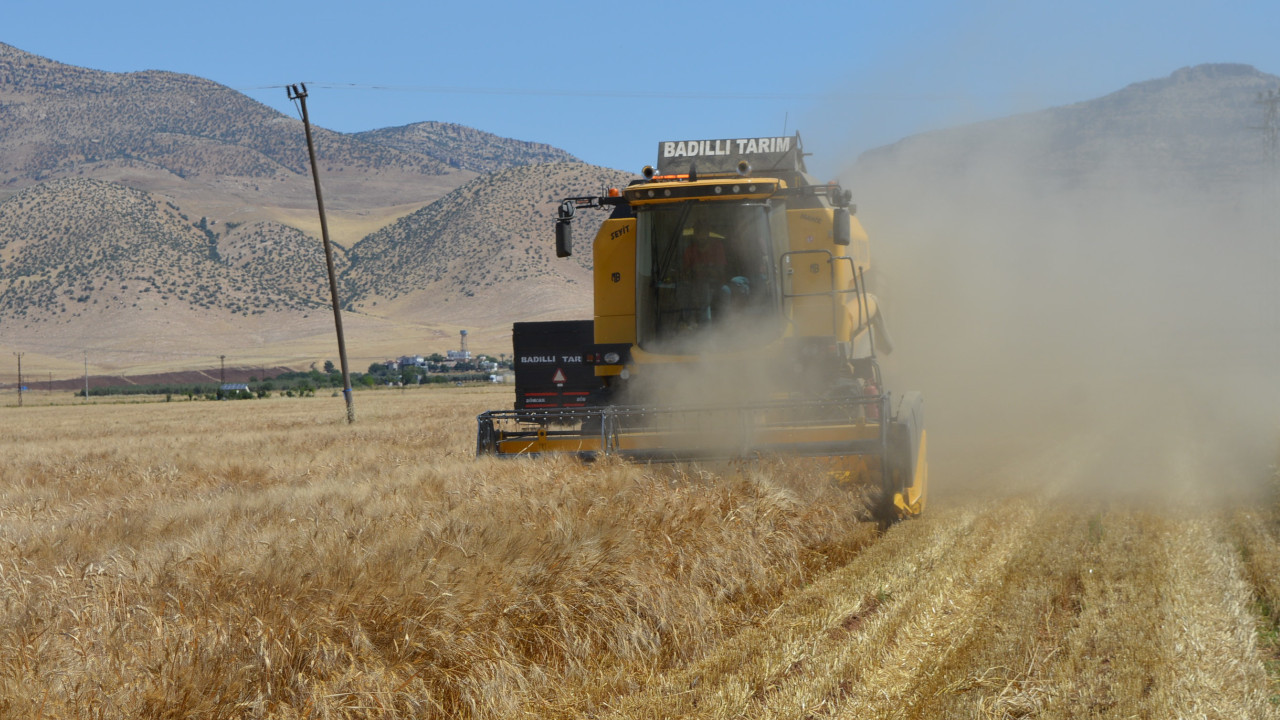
(344, 162), (634, 321)
(0, 178), (328, 327)
(354, 121), (580, 174)
(217, 220), (349, 304)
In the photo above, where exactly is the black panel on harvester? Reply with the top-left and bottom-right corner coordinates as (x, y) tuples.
(512, 320), (602, 411)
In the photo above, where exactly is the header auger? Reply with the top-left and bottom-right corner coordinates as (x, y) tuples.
(477, 134), (926, 525)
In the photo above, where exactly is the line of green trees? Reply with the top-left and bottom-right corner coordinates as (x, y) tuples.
(77, 364), (494, 400)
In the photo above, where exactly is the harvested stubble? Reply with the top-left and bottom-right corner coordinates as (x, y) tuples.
(592, 419), (1280, 720)
(0, 388), (873, 719)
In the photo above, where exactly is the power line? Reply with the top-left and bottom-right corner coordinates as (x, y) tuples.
(244, 81), (826, 101)
(238, 81), (1024, 105)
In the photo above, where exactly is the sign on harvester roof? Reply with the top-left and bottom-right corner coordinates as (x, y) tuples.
(656, 133), (806, 176)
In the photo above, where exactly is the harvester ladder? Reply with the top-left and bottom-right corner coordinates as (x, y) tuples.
(780, 250), (862, 339)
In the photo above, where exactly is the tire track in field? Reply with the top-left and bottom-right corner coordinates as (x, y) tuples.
(1229, 508), (1280, 708)
(594, 435), (1091, 720)
(1039, 509), (1178, 718)
(891, 505), (1094, 718)
(593, 497), (1002, 719)
(1156, 516), (1274, 718)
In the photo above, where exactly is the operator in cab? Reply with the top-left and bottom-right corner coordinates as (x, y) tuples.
(680, 219), (728, 325)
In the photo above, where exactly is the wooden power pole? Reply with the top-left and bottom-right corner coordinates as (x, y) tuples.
(288, 83), (355, 423)
(13, 352), (22, 407)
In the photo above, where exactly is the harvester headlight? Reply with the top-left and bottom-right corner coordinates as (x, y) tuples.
(748, 184), (757, 192)
(737, 160), (751, 176)
(619, 368), (631, 379)
(714, 186), (723, 194)
(603, 352), (620, 364)
(663, 189), (672, 197)
(642, 165), (656, 180)
(647, 189), (656, 198)
(732, 185), (741, 193)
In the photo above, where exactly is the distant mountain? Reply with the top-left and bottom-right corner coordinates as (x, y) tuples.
(0, 43), (445, 185)
(854, 63), (1277, 193)
(0, 41), (584, 228)
(355, 121), (580, 174)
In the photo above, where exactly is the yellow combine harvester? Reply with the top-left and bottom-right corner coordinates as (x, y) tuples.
(477, 134), (926, 524)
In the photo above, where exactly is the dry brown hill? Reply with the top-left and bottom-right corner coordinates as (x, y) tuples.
(0, 42), (612, 374)
(0, 42), (453, 188)
(344, 162), (634, 325)
(217, 220), (349, 304)
(0, 41), (480, 279)
(354, 121), (580, 174)
(0, 178), (327, 324)
(0, 177), (364, 376)
(0, 162), (630, 374)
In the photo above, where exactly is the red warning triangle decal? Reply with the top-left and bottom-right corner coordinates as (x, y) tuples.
(552, 368), (567, 384)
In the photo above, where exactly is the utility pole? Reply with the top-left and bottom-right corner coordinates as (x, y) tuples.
(287, 83), (355, 423)
(13, 352), (22, 407)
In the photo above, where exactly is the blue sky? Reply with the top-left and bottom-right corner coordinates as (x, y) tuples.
(6, 1), (1280, 176)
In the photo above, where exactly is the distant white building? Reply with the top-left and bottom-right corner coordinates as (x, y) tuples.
(398, 355), (426, 368)
(446, 349), (472, 361)
(219, 383), (252, 398)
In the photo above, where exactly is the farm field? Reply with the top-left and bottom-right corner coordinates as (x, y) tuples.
(1, 387), (1278, 719)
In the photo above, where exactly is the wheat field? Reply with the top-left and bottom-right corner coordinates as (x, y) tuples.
(0, 387), (1277, 719)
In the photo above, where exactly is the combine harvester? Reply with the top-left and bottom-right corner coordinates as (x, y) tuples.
(477, 135), (926, 524)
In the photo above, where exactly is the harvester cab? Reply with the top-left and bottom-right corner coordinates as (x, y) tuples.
(477, 134), (926, 524)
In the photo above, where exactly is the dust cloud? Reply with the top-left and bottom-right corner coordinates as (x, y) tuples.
(844, 127), (1280, 501)
(618, 319), (831, 456)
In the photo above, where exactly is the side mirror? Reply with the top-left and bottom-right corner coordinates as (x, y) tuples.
(555, 219), (572, 257)
(832, 207), (851, 246)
